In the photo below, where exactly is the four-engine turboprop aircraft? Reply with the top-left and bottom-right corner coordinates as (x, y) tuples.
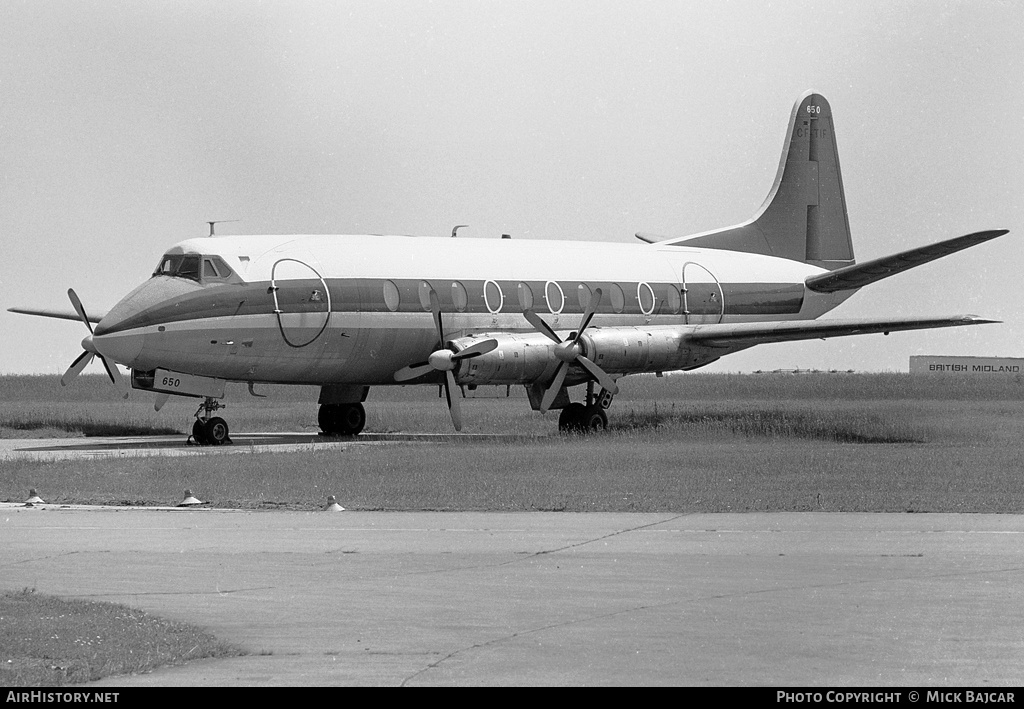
(9, 91), (1010, 443)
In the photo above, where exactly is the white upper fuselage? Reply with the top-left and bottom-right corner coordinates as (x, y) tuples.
(91, 234), (848, 385)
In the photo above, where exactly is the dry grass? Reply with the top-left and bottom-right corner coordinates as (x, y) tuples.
(3, 372), (1024, 513)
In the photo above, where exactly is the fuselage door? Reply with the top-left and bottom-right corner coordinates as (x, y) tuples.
(681, 262), (724, 325)
(269, 258), (332, 348)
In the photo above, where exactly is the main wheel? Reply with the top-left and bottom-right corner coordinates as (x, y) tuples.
(558, 403), (587, 433)
(203, 417), (230, 446)
(319, 403), (366, 436)
(581, 405), (608, 431)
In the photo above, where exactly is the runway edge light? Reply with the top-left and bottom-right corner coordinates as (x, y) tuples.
(25, 489), (44, 505)
(324, 495), (345, 512)
(179, 489), (204, 506)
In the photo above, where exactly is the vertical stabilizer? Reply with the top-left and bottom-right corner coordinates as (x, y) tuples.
(665, 91), (855, 270)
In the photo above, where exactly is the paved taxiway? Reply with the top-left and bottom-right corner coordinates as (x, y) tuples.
(3, 506), (1023, 686)
(0, 432), (530, 461)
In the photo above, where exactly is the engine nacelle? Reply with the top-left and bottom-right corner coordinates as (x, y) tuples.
(450, 325), (720, 387)
(451, 332), (560, 386)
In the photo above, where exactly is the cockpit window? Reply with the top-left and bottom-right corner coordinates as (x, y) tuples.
(202, 256), (235, 281)
(153, 254), (202, 281)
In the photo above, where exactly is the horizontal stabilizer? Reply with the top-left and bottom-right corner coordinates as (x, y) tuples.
(686, 315), (997, 350)
(8, 306), (105, 324)
(805, 229), (1009, 293)
(635, 232), (666, 244)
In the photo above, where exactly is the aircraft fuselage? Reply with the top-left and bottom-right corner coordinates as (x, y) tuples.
(92, 234), (847, 387)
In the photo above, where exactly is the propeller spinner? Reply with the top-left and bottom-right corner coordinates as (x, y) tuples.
(393, 289), (497, 431)
(523, 287), (618, 412)
(62, 288), (128, 399)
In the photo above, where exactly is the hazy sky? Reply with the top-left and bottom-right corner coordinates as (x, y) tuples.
(1, 0), (1021, 376)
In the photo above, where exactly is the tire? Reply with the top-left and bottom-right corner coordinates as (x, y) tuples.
(319, 403), (366, 436)
(558, 403), (587, 433)
(204, 417), (230, 446)
(581, 405), (608, 432)
(338, 403), (366, 436)
(192, 419), (209, 445)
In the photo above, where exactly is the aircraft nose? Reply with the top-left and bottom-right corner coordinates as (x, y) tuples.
(92, 321), (144, 366)
(90, 275), (205, 368)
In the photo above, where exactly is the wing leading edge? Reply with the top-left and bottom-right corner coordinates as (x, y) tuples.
(683, 315), (997, 350)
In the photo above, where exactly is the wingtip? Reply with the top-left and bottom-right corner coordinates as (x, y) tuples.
(961, 314), (1002, 325)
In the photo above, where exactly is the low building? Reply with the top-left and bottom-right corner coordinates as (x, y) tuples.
(910, 356), (1024, 375)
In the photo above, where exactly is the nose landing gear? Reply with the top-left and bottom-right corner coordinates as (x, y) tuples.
(190, 397), (231, 446)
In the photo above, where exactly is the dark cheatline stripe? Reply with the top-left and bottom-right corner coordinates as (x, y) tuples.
(98, 277), (805, 334)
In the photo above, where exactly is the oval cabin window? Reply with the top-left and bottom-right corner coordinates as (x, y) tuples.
(517, 282), (534, 311)
(418, 281), (434, 311)
(577, 283), (592, 310)
(451, 281), (468, 312)
(383, 280), (401, 312)
(545, 281), (565, 314)
(638, 282), (655, 315)
(610, 284), (625, 313)
(484, 280), (504, 313)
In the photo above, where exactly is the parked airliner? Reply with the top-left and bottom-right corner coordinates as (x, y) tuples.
(10, 91), (1009, 443)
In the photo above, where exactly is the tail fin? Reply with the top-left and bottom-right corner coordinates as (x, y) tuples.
(661, 90), (855, 270)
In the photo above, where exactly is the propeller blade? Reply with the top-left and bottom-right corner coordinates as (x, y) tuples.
(540, 362), (569, 413)
(394, 362), (434, 382)
(451, 338), (498, 361)
(445, 370), (463, 431)
(67, 288), (94, 334)
(574, 288), (603, 344)
(429, 289), (444, 343)
(61, 350), (94, 387)
(576, 355), (619, 395)
(523, 309), (562, 344)
(98, 355), (129, 399)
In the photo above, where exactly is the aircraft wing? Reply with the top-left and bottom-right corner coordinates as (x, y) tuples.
(684, 315), (997, 350)
(7, 306), (105, 324)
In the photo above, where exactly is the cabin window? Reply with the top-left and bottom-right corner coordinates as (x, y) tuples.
(383, 280), (401, 312)
(577, 283), (592, 310)
(451, 282), (468, 312)
(517, 282), (534, 310)
(484, 280), (504, 314)
(545, 281), (565, 314)
(638, 282), (655, 315)
(418, 281), (435, 311)
(610, 284), (625, 313)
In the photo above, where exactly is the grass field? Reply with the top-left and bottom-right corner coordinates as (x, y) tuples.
(3, 372), (1023, 513)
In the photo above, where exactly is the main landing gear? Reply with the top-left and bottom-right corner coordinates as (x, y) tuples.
(318, 402), (366, 437)
(557, 383), (614, 434)
(191, 397), (231, 446)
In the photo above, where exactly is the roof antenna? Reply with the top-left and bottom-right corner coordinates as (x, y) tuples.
(206, 219), (240, 237)
(451, 224), (469, 238)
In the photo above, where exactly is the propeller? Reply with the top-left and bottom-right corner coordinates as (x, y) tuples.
(523, 287), (618, 412)
(61, 288), (129, 399)
(393, 289), (497, 431)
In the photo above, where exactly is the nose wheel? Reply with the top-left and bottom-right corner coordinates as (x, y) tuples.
(190, 398), (231, 446)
